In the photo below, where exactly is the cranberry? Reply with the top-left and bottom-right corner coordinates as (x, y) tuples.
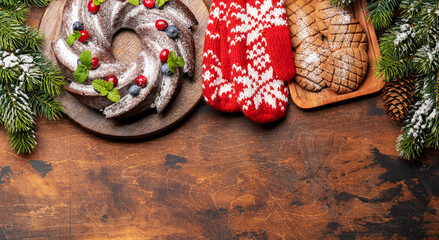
(106, 75), (118, 87)
(136, 75), (148, 87)
(91, 57), (99, 69)
(160, 49), (170, 62)
(143, 0), (155, 8)
(88, 0), (100, 13)
(78, 30), (89, 43)
(155, 19), (168, 31)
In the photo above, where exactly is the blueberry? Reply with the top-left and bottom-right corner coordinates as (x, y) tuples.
(73, 21), (84, 31)
(77, 58), (81, 66)
(154, 1), (164, 9)
(166, 25), (179, 39)
(161, 63), (173, 75)
(129, 85), (141, 96)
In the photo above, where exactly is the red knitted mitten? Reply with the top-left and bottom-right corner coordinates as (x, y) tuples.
(230, 0), (295, 123)
(202, 0), (240, 113)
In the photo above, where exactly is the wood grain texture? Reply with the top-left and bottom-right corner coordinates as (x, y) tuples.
(39, 0), (208, 139)
(289, 0), (385, 109)
(0, 1), (438, 239)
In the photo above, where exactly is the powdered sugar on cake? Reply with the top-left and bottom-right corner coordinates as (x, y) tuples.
(52, 0), (198, 118)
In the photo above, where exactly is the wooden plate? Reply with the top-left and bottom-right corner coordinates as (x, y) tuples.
(289, 0), (384, 109)
(39, 0), (208, 140)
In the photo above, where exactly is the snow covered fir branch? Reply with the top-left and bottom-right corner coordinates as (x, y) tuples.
(0, 0), (65, 154)
(364, 0), (439, 160)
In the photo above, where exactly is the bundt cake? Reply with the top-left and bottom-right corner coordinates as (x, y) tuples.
(52, 0), (198, 118)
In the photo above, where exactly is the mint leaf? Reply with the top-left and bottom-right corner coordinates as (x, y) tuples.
(91, 79), (109, 97)
(73, 30), (81, 39)
(107, 88), (120, 102)
(166, 51), (184, 73)
(168, 51), (176, 62)
(92, 79), (110, 96)
(175, 57), (185, 67)
(67, 34), (76, 46)
(127, 0), (139, 6)
(93, 0), (104, 5)
(92, 79), (118, 102)
(157, 0), (168, 7)
(167, 62), (177, 73)
(79, 50), (93, 69)
(104, 80), (114, 91)
(74, 65), (89, 83)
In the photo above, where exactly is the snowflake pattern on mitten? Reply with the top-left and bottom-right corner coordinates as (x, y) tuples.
(202, 0), (240, 113)
(229, 0), (295, 123)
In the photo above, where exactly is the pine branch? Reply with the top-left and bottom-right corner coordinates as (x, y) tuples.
(0, 50), (41, 89)
(39, 59), (66, 96)
(0, 3), (29, 24)
(0, 83), (35, 134)
(0, 14), (26, 51)
(397, 74), (439, 160)
(0, 0), (65, 154)
(8, 129), (36, 154)
(399, 0), (423, 21)
(21, 26), (44, 51)
(368, 0), (439, 159)
(365, 0), (401, 29)
(0, 0), (52, 7)
(29, 91), (64, 120)
(375, 55), (413, 81)
(379, 19), (415, 60)
(414, 44), (439, 75)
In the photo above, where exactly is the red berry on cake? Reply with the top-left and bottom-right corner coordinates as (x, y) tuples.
(143, 0), (155, 8)
(91, 57), (99, 69)
(106, 75), (118, 87)
(136, 75), (148, 87)
(160, 49), (170, 62)
(78, 30), (89, 43)
(88, 0), (100, 13)
(155, 20), (168, 31)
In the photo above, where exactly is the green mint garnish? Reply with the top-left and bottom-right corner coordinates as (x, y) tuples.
(67, 34), (76, 46)
(74, 30), (81, 38)
(73, 50), (94, 83)
(74, 65), (89, 83)
(156, 0), (169, 7)
(167, 51), (185, 73)
(107, 88), (121, 102)
(92, 79), (120, 102)
(79, 50), (93, 69)
(93, 0), (104, 5)
(127, 0), (139, 6)
(66, 31), (81, 46)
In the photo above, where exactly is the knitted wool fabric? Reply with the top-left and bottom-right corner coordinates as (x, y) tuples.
(229, 0), (295, 123)
(202, 0), (240, 113)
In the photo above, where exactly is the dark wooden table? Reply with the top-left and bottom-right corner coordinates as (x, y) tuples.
(0, 2), (438, 239)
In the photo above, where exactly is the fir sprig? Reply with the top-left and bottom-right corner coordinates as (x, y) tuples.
(374, 0), (439, 159)
(366, 0), (401, 29)
(339, 0), (439, 159)
(0, 3), (29, 23)
(0, 0), (65, 154)
(0, 0), (53, 7)
(397, 75), (439, 159)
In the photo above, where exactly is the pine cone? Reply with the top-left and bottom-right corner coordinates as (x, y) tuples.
(383, 76), (416, 122)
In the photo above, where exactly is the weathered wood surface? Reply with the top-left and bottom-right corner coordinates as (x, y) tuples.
(0, 1), (438, 239)
(289, 0), (385, 109)
(38, 0), (208, 139)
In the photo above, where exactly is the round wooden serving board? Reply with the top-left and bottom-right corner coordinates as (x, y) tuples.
(39, 0), (208, 140)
